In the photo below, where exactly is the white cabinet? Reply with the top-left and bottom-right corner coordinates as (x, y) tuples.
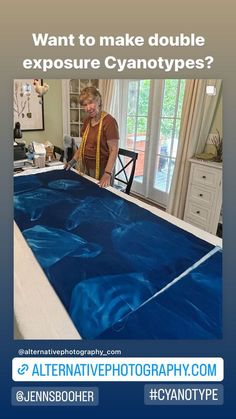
(184, 158), (222, 235)
(62, 79), (99, 142)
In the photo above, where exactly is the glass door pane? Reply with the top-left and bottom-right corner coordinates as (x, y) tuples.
(125, 80), (151, 188)
(121, 79), (185, 205)
(149, 79), (185, 206)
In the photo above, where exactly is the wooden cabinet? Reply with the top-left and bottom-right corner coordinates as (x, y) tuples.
(62, 79), (99, 143)
(184, 158), (222, 235)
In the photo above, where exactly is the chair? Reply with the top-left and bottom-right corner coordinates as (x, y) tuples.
(53, 146), (64, 162)
(114, 148), (138, 195)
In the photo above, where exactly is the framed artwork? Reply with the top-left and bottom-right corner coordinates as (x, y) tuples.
(13, 79), (45, 131)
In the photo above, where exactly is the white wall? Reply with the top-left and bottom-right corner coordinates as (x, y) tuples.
(23, 80), (64, 148)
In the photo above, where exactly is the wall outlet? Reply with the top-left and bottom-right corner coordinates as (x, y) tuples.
(206, 86), (216, 96)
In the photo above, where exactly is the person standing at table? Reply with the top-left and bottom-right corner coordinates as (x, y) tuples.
(65, 86), (119, 188)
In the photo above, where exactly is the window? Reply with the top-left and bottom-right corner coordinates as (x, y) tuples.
(155, 79), (185, 193)
(120, 79), (186, 206)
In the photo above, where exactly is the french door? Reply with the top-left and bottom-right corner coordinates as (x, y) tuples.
(120, 79), (185, 207)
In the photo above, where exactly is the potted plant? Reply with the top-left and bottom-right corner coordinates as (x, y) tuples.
(212, 129), (223, 162)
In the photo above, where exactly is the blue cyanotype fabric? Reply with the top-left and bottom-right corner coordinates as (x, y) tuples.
(23, 225), (102, 269)
(97, 249), (222, 339)
(14, 169), (221, 339)
(70, 272), (155, 339)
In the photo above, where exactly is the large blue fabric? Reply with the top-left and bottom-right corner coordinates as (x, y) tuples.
(97, 249), (222, 339)
(14, 169), (222, 339)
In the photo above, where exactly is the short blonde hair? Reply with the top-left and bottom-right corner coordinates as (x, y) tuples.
(79, 86), (102, 110)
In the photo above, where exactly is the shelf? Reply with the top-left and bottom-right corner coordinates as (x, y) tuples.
(62, 79), (99, 141)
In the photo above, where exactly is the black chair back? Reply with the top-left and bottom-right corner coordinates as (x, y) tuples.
(53, 146), (64, 162)
(114, 148), (138, 195)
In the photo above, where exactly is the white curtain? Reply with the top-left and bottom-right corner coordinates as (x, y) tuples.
(99, 79), (121, 127)
(166, 79), (222, 218)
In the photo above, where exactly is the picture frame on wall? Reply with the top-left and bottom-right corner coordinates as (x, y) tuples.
(13, 79), (45, 131)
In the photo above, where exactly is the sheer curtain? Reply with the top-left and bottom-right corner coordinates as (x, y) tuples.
(99, 79), (121, 127)
(166, 79), (222, 218)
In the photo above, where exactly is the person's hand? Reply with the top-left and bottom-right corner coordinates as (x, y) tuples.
(64, 162), (70, 171)
(64, 158), (77, 171)
(98, 173), (111, 188)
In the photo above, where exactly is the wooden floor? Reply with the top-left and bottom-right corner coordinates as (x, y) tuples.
(130, 192), (166, 212)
